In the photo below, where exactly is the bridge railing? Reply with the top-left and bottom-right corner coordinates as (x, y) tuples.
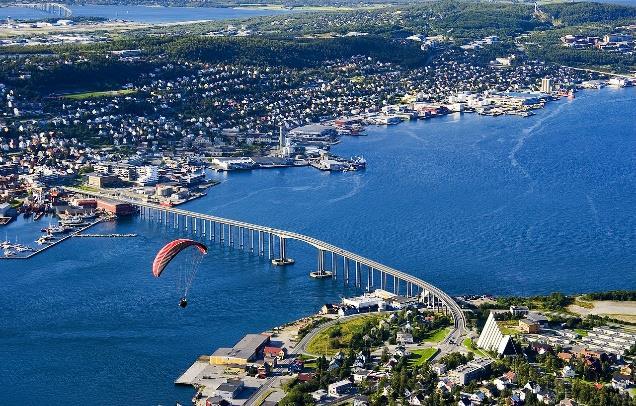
(64, 186), (466, 330)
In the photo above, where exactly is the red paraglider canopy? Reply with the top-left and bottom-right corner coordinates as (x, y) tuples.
(152, 239), (208, 277)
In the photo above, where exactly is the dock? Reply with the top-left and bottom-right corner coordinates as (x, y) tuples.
(1, 219), (103, 260)
(73, 233), (137, 238)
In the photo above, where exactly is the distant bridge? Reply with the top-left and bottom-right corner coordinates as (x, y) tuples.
(8, 3), (72, 18)
(65, 187), (467, 338)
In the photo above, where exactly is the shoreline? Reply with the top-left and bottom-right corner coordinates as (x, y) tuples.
(179, 289), (636, 404)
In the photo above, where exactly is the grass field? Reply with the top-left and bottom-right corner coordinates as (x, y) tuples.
(63, 89), (136, 100)
(496, 320), (520, 335)
(408, 348), (438, 366)
(422, 327), (451, 343)
(463, 338), (488, 357)
(305, 314), (382, 356)
(574, 328), (589, 337)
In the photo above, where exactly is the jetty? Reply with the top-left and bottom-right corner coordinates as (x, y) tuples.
(2, 219), (103, 260)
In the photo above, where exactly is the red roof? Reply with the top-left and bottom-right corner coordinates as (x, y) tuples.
(264, 346), (285, 354)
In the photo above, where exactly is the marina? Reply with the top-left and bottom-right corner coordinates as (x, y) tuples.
(3, 219), (103, 259)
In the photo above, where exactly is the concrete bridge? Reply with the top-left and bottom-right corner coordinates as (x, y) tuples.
(65, 187), (467, 337)
(8, 3), (72, 18)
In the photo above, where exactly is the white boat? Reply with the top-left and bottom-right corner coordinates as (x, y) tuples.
(60, 216), (85, 226)
(47, 225), (71, 234)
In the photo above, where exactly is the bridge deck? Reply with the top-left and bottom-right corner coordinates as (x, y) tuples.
(64, 187), (466, 333)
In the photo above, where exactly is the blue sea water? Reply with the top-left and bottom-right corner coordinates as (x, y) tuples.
(0, 87), (634, 404)
(0, 5), (291, 23)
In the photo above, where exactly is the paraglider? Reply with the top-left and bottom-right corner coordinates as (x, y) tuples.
(152, 239), (207, 307)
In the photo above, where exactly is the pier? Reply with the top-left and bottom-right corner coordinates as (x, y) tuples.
(2, 219), (102, 260)
(64, 186), (467, 336)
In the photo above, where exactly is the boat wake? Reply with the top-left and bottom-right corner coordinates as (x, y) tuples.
(508, 102), (567, 193)
(209, 183), (328, 210)
(328, 175), (368, 204)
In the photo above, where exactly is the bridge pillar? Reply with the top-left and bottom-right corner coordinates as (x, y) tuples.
(343, 257), (349, 285)
(271, 236), (294, 266)
(267, 233), (273, 259)
(229, 225), (234, 247)
(193, 217), (197, 234)
(250, 229), (254, 253)
(370, 268), (374, 287)
(258, 231), (264, 256)
(220, 223), (225, 243)
(366, 266), (371, 292)
(310, 249), (332, 279)
(331, 252), (336, 276)
(355, 261), (361, 288)
(211, 221), (216, 241)
(202, 219), (206, 236)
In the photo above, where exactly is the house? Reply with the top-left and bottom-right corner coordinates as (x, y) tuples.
(320, 303), (338, 314)
(523, 381), (541, 395)
(263, 346), (286, 360)
(611, 373), (633, 392)
(214, 379), (244, 401)
(510, 305), (529, 316)
(431, 363), (447, 375)
(457, 397), (471, 406)
(311, 389), (328, 401)
(519, 318), (540, 333)
(469, 390), (486, 403)
(205, 396), (230, 406)
(493, 371), (517, 390)
(394, 346), (410, 358)
(437, 377), (455, 394)
(537, 389), (556, 404)
(397, 332), (414, 345)
(328, 379), (353, 397)
(297, 372), (315, 382)
(526, 312), (549, 327)
(531, 343), (553, 355)
(558, 352), (574, 362)
(353, 368), (373, 382)
(562, 365), (576, 378)
(509, 393), (524, 406)
(559, 398), (578, 406)
(409, 393), (426, 405)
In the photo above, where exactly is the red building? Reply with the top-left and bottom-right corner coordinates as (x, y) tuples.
(96, 199), (135, 216)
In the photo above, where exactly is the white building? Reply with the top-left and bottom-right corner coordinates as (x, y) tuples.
(476, 312), (514, 355)
(136, 165), (158, 186)
(540, 78), (553, 93)
(342, 295), (385, 311)
(328, 379), (353, 397)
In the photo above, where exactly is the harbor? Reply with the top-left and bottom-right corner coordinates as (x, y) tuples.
(0, 87), (634, 404)
(2, 218), (104, 259)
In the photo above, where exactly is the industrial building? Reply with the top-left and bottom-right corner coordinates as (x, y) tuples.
(210, 334), (271, 366)
(96, 199), (135, 216)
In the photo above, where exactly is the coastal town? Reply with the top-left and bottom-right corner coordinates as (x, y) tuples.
(1, 1), (635, 405)
(173, 290), (636, 406)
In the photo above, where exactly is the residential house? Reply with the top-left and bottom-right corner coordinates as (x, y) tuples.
(328, 379), (353, 398)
